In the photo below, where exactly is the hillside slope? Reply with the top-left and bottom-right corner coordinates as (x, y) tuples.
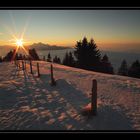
(0, 61), (140, 130)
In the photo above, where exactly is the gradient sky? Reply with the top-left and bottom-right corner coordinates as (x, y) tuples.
(0, 10), (140, 52)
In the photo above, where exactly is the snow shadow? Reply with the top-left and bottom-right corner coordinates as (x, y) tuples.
(0, 90), (19, 110)
(0, 70), (135, 130)
(91, 105), (134, 130)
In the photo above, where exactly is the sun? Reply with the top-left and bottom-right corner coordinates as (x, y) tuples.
(16, 39), (23, 48)
(10, 37), (29, 61)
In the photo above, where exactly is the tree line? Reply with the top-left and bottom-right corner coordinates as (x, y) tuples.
(43, 37), (114, 74)
(62, 37), (114, 74)
(61, 37), (140, 79)
(118, 59), (140, 78)
(0, 48), (40, 62)
(0, 36), (140, 79)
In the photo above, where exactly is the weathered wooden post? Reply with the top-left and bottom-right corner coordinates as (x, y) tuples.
(15, 60), (17, 68)
(24, 60), (26, 71)
(30, 60), (33, 74)
(37, 62), (40, 77)
(22, 60), (24, 71)
(18, 61), (21, 69)
(16, 60), (18, 69)
(91, 79), (97, 115)
(43, 56), (46, 61)
(50, 64), (56, 86)
(15, 60), (17, 69)
(14, 60), (16, 66)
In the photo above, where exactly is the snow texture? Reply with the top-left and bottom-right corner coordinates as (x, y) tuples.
(0, 61), (140, 130)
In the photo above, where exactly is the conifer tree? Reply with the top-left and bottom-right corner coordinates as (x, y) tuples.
(74, 37), (101, 71)
(47, 53), (52, 62)
(128, 60), (140, 78)
(101, 54), (114, 74)
(118, 59), (128, 76)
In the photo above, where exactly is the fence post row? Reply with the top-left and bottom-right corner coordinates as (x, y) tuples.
(91, 79), (97, 115)
(14, 60), (97, 116)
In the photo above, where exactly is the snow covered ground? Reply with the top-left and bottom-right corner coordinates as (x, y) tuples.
(0, 61), (140, 130)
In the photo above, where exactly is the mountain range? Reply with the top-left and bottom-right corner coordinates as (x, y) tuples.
(26, 42), (72, 50)
(0, 42), (72, 51)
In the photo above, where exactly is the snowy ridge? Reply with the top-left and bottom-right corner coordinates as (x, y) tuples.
(0, 61), (140, 130)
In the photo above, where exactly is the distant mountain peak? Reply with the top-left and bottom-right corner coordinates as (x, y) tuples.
(28, 42), (72, 51)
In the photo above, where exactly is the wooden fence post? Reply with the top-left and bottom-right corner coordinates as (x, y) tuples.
(30, 60), (33, 74)
(18, 61), (21, 69)
(91, 79), (97, 115)
(15, 60), (17, 69)
(16, 60), (18, 69)
(50, 64), (56, 86)
(22, 60), (24, 70)
(24, 60), (26, 71)
(14, 60), (16, 66)
(43, 56), (46, 61)
(37, 62), (40, 77)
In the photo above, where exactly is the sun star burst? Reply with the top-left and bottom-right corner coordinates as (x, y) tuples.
(16, 39), (23, 47)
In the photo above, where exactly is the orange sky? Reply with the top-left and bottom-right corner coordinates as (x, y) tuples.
(0, 10), (140, 52)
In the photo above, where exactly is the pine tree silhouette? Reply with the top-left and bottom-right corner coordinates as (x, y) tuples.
(3, 50), (15, 61)
(63, 52), (69, 66)
(29, 48), (40, 60)
(68, 52), (75, 67)
(118, 59), (128, 76)
(101, 54), (114, 74)
(74, 37), (101, 71)
(62, 52), (75, 67)
(47, 53), (52, 62)
(128, 60), (140, 78)
(53, 55), (61, 64)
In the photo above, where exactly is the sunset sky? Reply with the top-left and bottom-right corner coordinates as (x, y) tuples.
(0, 10), (140, 52)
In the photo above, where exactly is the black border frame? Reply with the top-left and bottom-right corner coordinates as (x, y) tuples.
(0, 6), (140, 135)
